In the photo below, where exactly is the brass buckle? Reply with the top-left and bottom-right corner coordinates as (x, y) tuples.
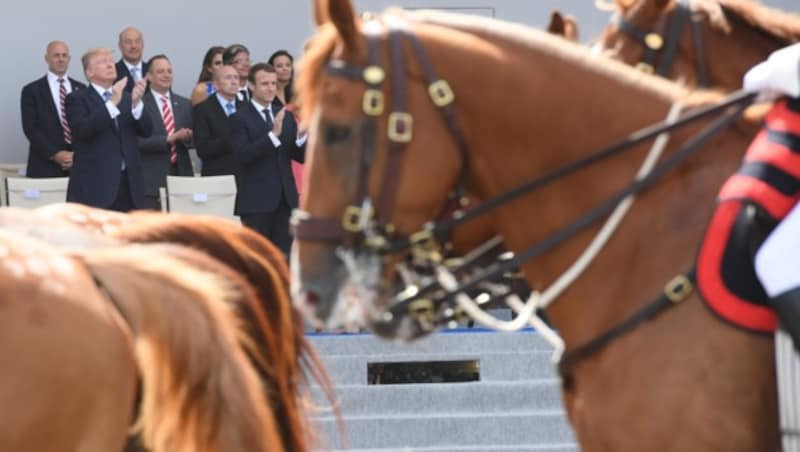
(453, 305), (470, 323)
(664, 274), (693, 303)
(410, 229), (442, 263)
(341, 205), (363, 232)
(645, 33), (664, 50)
(363, 89), (384, 116)
(428, 80), (455, 107)
(635, 62), (655, 74)
(409, 299), (435, 322)
(388, 112), (413, 143)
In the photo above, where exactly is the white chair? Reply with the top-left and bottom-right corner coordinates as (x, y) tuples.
(0, 164), (27, 207)
(165, 175), (238, 221)
(6, 176), (68, 208)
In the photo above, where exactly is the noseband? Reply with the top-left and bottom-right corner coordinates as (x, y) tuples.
(612, 0), (710, 87)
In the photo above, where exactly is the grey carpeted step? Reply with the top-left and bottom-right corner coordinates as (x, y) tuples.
(323, 445), (579, 452)
(312, 411), (575, 450)
(310, 380), (563, 416)
(316, 350), (557, 385)
(306, 329), (554, 356)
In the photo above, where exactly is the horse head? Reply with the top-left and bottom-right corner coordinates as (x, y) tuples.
(292, 0), (510, 338)
(596, 0), (799, 91)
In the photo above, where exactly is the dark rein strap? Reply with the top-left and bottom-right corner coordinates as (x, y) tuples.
(557, 268), (696, 387)
(387, 90), (756, 255)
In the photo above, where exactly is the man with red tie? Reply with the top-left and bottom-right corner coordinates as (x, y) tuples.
(138, 54), (194, 210)
(20, 41), (86, 177)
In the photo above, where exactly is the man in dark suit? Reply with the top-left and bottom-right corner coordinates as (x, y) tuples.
(20, 41), (86, 178)
(231, 63), (306, 255)
(138, 54), (194, 210)
(193, 64), (242, 177)
(115, 27), (147, 93)
(65, 47), (153, 212)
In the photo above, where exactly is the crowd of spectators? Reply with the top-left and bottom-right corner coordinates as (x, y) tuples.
(20, 27), (305, 256)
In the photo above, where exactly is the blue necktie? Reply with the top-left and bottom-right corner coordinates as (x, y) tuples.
(225, 102), (235, 117)
(102, 90), (111, 102)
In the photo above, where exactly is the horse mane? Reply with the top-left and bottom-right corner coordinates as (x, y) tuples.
(298, 7), (724, 121)
(31, 204), (338, 451)
(698, 0), (800, 44)
(84, 242), (282, 452)
(109, 212), (336, 452)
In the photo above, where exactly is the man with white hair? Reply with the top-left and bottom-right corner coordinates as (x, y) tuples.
(65, 47), (152, 211)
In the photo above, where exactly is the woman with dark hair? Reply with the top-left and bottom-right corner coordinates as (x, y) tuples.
(267, 50), (294, 110)
(267, 49), (304, 195)
(190, 46), (224, 106)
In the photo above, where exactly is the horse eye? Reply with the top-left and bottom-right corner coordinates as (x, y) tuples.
(324, 124), (353, 145)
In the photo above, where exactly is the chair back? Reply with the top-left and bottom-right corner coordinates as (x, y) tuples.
(6, 176), (68, 208)
(165, 175), (238, 221)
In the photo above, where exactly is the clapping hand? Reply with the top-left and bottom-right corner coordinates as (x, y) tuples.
(272, 108), (285, 136)
(111, 78), (127, 105)
(131, 79), (147, 108)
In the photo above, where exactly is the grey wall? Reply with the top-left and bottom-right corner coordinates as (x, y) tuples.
(2, 0), (795, 164)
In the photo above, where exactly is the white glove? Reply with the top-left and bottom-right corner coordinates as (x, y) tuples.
(743, 42), (800, 100)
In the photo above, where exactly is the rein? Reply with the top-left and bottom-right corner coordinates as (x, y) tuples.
(612, 0), (711, 87)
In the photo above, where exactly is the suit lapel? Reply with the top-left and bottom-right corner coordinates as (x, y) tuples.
(38, 77), (60, 119)
(144, 91), (166, 134)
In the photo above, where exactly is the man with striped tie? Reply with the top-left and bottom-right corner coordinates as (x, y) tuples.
(20, 41), (86, 177)
(138, 54), (194, 210)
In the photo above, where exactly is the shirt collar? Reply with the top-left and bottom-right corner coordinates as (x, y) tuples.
(250, 98), (268, 113)
(47, 71), (69, 83)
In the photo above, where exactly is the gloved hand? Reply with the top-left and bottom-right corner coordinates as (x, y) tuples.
(743, 42), (800, 101)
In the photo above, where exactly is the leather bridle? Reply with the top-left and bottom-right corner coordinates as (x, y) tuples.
(291, 13), (756, 377)
(611, 0), (711, 87)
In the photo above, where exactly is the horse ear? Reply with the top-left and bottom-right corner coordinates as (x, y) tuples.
(547, 11), (567, 36)
(313, 0), (330, 26)
(325, 0), (359, 50)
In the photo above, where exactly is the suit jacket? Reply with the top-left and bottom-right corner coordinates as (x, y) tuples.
(115, 59), (149, 93)
(193, 95), (241, 177)
(65, 86), (153, 208)
(138, 89), (194, 197)
(20, 75), (86, 177)
(230, 101), (305, 215)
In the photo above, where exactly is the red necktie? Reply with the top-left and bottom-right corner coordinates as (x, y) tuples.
(58, 78), (71, 144)
(161, 95), (177, 164)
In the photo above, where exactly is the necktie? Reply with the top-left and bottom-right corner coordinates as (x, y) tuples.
(238, 89), (248, 102)
(103, 90), (125, 170)
(102, 90), (111, 102)
(225, 102), (235, 117)
(262, 108), (274, 129)
(161, 96), (177, 164)
(130, 66), (140, 81)
(58, 78), (71, 144)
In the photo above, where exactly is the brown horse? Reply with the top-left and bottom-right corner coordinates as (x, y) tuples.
(0, 220), (283, 452)
(9, 203), (336, 452)
(292, 1), (779, 450)
(596, 0), (800, 90)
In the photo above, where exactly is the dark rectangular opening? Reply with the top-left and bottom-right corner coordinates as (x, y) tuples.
(367, 359), (479, 385)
